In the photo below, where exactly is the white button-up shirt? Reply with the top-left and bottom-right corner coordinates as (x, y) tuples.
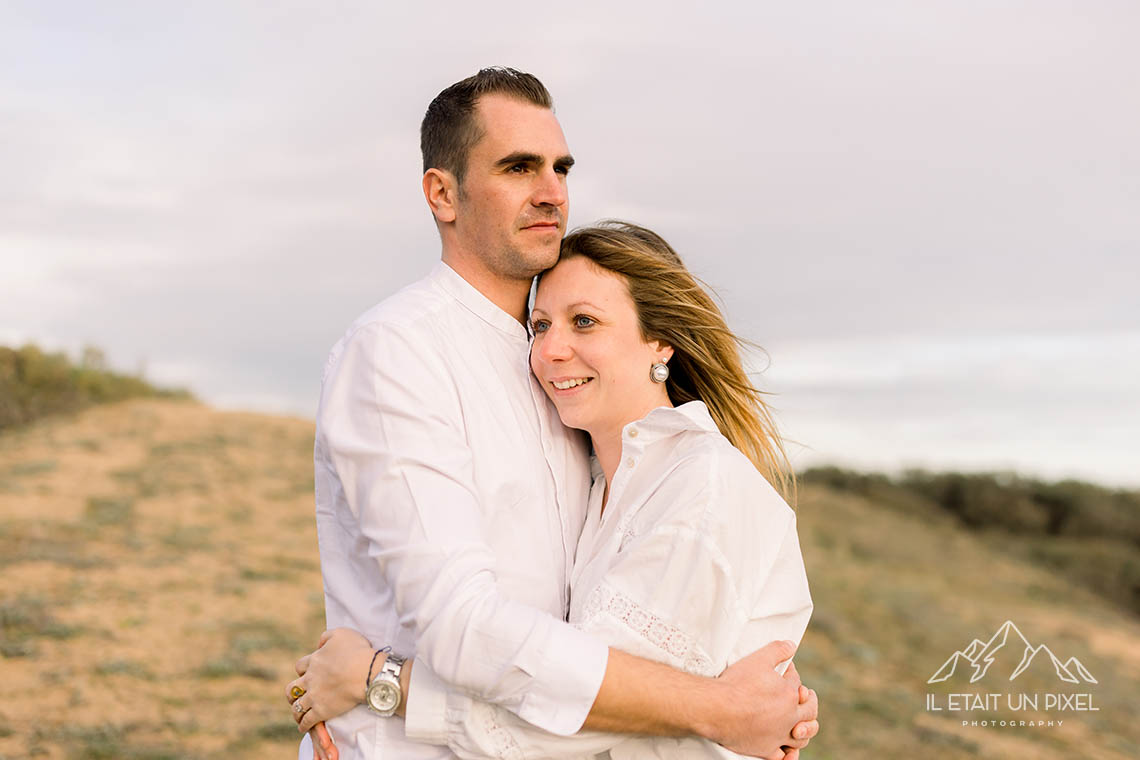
(418, 401), (813, 759)
(311, 261), (608, 760)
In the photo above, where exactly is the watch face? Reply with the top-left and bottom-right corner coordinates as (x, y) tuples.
(368, 680), (400, 714)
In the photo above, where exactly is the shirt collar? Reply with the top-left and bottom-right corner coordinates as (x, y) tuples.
(589, 401), (718, 485)
(625, 400), (719, 440)
(430, 260), (530, 340)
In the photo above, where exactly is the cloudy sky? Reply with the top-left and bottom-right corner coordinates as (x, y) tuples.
(3, 1), (1137, 486)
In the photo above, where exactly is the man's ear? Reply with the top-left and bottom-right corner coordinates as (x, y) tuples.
(423, 168), (458, 223)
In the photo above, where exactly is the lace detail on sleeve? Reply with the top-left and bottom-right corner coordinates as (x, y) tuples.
(473, 701), (525, 760)
(576, 583), (715, 676)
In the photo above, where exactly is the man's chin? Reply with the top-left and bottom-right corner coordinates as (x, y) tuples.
(513, 246), (561, 277)
(537, 249), (561, 272)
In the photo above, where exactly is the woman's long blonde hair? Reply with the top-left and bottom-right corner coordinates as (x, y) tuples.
(557, 221), (795, 503)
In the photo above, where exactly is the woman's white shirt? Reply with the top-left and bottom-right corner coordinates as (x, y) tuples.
(420, 401), (813, 759)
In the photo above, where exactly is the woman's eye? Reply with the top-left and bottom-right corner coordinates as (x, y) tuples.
(574, 315), (595, 328)
(532, 320), (549, 333)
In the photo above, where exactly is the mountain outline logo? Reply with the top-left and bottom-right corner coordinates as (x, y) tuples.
(927, 620), (1098, 686)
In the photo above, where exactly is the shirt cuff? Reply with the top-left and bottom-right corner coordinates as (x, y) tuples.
(404, 661), (450, 745)
(514, 624), (609, 736)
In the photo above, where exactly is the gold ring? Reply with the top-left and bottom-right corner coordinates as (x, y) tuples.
(290, 685), (306, 700)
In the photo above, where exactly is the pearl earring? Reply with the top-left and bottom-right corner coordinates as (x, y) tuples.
(650, 361), (670, 384)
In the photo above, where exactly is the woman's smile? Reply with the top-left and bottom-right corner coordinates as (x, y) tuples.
(550, 377), (594, 391)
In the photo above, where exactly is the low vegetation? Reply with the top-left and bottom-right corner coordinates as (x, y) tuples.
(803, 467), (1140, 614)
(0, 343), (191, 430)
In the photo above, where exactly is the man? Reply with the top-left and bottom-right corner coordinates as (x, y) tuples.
(289, 68), (818, 759)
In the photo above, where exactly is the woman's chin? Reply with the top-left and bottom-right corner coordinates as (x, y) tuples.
(552, 405), (592, 434)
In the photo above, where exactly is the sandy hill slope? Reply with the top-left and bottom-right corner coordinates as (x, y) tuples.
(1, 399), (322, 758)
(1, 400), (1137, 759)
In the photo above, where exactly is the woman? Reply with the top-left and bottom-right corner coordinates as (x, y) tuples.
(295, 222), (812, 759)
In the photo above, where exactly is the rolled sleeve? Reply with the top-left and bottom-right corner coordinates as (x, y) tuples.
(404, 663), (449, 745)
(410, 663), (617, 759)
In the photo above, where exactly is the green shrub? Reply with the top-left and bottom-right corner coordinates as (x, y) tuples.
(0, 344), (192, 430)
(803, 465), (1140, 614)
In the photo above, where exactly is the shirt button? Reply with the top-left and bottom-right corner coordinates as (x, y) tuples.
(625, 458), (636, 469)
(627, 428), (638, 438)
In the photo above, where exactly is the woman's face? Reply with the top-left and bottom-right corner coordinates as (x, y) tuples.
(530, 255), (672, 437)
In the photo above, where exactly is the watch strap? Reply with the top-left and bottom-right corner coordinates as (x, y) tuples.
(379, 652), (406, 681)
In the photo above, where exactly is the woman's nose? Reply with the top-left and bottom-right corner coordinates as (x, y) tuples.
(537, 324), (572, 362)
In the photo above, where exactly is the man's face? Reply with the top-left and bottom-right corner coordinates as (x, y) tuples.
(452, 94), (573, 280)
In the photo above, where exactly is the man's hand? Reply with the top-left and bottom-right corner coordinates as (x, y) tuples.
(286, 628), (376, 734)
(703, 640), (818, 758)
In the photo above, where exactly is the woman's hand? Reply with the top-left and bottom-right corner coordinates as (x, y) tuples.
(286, 628), (376, 734)
(309, 723), (338, 760)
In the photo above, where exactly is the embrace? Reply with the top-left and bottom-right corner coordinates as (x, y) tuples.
(285, 67), (819, 760)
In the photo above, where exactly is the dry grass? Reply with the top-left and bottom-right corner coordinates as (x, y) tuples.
(794, 485), (1140, 759)
(0, 400), (323, 759)
(0, 399), (1136, 759)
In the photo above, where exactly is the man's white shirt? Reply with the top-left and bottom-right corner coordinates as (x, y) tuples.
(310, 261), (607, 760)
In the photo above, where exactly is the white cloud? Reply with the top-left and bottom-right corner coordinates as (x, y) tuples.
(1, 1), (1137, 485)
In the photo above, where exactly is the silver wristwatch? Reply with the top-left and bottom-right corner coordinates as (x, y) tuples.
(365, 652), (406, 716)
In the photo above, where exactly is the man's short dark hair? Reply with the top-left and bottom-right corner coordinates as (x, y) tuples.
(421, 67), (553, 184)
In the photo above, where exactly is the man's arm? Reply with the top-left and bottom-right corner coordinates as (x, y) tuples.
(295, 638), (817, 759)
(411, 644), (816, 760)
(588, 645), (804, 747)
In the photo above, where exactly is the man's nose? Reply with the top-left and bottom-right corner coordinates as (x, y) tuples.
(532, 167), (567, 207)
